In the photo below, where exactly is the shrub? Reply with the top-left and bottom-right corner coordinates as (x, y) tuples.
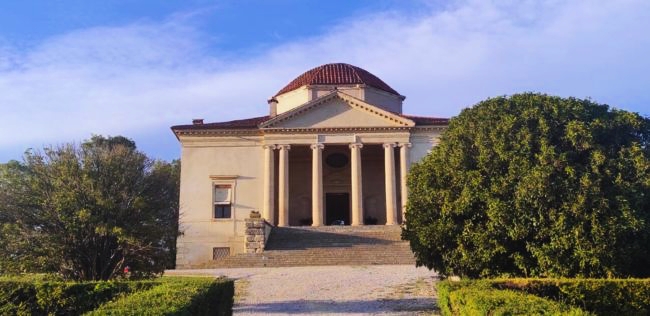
(0, 278), (156, 315)
(403, 93), (650, 278)
(493, 278), (650, 315)
(438, 279), (589, 316)
(88, 277), (234, 316)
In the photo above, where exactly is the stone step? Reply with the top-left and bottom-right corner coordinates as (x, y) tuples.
(201, 225), (415, 268)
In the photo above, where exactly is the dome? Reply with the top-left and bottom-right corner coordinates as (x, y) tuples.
(275, 63), (400, 97)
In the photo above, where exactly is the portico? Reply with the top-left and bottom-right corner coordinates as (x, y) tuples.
(261, 138), (412, 226)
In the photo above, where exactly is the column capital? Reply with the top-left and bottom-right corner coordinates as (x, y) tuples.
(349, 143), (363, 149)
(398, 142), (412, 148)
(263, 144), (276, 150)
(277, 144), (291, 150)
(383, 143), (397, 149)
(310, 143), (324, 150)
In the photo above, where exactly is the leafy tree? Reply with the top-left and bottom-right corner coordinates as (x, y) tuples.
(403, 93), (650, 278)
(148, 159), (180, 269)
(0, 136), (180, 280)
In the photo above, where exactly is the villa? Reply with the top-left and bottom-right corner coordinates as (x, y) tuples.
(171, 63), (448, 268)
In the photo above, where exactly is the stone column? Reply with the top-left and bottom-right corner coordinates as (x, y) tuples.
(349, 143), (364, 226)
(277, 144), (291, 227)
(311, 143), (324, 226)
(399, 143), (411, 221)
(262, 144), (276, 224)
(383, 143), (398, 225)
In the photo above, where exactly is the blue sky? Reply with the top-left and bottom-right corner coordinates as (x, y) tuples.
(1, 0), (649, 162)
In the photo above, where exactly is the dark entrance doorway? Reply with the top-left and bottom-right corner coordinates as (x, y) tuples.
(325, 193), (350, 225)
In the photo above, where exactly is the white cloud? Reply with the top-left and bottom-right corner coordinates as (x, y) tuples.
(1, 0), (649, 161)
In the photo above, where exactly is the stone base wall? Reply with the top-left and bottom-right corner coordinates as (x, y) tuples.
(245, 214), (269, 253)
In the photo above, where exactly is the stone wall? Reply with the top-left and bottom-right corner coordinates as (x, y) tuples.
(245, 212), (269, 253)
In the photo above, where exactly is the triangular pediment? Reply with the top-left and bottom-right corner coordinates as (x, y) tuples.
(260, 91), (414, 129)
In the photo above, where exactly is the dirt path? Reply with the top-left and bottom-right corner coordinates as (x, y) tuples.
(169, 265), (439, 315)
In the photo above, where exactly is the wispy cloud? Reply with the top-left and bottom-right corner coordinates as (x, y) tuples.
(1, 0), (649, 161)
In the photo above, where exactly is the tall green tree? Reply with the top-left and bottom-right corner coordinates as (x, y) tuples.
(0, 136), (180, 280)
(403, 93), (650, 278)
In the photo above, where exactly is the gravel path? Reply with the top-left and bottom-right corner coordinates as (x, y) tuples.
(168, 265), (439, 315)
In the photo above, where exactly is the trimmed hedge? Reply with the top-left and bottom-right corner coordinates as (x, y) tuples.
(87, 276), (234, 316)
(493, 278), (650, 315)
(0, 277), (156, 315)
(438, 280), (589, 316)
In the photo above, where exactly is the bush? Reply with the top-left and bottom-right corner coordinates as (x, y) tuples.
(0, 278), (156, 315)
(438, 280), (589, 315)
(493, 278), (650, 315)
(87, 277), (234, 316)
(403, 93), (650, 278)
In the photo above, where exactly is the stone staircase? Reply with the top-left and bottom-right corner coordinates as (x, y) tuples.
(204, 225), (415, 268)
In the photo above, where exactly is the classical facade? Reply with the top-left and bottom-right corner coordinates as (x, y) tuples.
(172, 63), (448, 268)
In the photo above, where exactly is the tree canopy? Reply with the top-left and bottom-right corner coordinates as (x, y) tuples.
(0, 135), (179, 280)
(402, 93), (650, 278)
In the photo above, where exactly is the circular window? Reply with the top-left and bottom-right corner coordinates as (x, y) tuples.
(326, 153), (349, 168)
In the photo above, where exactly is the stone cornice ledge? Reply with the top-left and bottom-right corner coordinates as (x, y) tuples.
(175, 129), (263, 137)
(174, 125), (446, 137)
(262, 126), (412, 134)
(210, 175), (239, 180)
(412, 126), (447, 132)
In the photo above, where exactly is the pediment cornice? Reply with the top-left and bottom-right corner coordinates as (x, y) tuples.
(262, 126), (412, 134)
(259, 91), (415, 129)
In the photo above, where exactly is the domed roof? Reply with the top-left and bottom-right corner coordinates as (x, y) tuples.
(275, 63), (400, 96)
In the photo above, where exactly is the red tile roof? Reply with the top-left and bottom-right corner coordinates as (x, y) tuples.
(399, 114), (449, 126)
(275, 63), (400, 96)
(171, 115), (269, 130)
(172, 114), (447, 131)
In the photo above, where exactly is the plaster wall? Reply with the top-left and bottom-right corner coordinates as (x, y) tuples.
(175, 137), (264, 268)
(410, 129), (442, 164)
(363, 87), (403, 113)
(276, 87), (309, 115)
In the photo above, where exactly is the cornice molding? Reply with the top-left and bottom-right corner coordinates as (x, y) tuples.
(174, 129), (263, 137)
(173, 123), (446, 137)
(262, 126), (412, 134)
(411, 126), (447, 132)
